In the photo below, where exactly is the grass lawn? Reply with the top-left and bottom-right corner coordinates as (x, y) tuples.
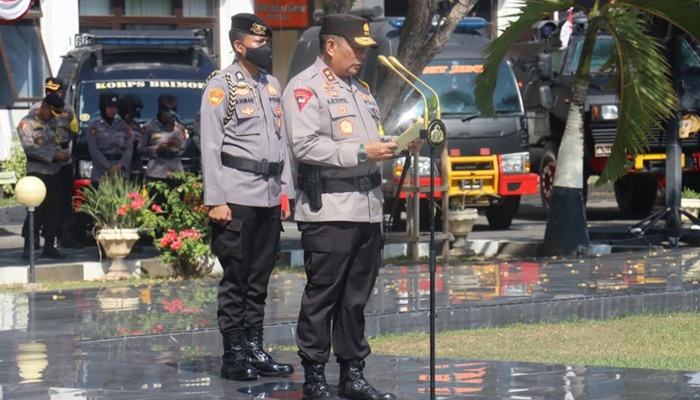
(368, 313), (700, 371)
(0, 197), (18, 207)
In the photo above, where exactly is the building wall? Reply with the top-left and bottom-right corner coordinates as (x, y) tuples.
(40, 0), (79, 75)
(219, 0), (254, 68)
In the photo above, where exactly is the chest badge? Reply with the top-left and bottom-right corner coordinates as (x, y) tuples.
(339, 119), (353, 135)
(36, 134), (44, 145)
(208, 88), (225, 106)
(89, 127), (97, 136)
(241, 107), (255, 116)
(275, 106), (283, 116)
(235, 87), (250, 96)
(267, 85), (277, 96)
(326, 90), (339, 97)
(338, 105), (347, 114)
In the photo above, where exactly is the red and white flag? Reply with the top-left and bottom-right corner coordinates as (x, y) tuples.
(0, 0), (33, 22)
(559, 7), (574, 50)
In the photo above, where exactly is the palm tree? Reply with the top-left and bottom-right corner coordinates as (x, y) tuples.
(475, 0), (700, 256)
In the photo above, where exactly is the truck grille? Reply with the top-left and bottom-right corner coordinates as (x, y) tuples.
(452, 161), (493, 171)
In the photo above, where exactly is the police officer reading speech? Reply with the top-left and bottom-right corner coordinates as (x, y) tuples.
(283, 13), (421, 400)
(200, 13), (293, 382)
(18, 93), (69, 260)
(87, 92), (133, 185)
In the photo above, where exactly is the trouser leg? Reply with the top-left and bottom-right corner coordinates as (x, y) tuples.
(244, 205), (281, 327)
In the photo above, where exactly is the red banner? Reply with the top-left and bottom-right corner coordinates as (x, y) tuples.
(0, 0), (33, 22)
(254, 0), (309, 30)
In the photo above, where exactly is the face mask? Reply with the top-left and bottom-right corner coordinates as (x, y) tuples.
(244, 44), (272, 70)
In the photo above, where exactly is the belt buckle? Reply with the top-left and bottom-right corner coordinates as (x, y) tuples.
(259, 159), (270, 175)
(357, 176), (372, 191)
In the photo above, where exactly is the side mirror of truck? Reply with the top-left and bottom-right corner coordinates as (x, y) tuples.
(537, 52), (552, 80)
(539, 86), (553, 110)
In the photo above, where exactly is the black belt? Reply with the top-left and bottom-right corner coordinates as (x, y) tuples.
(299, 172), (381, 193)
(221, 152), (284, 176)
(104, 154), (122, 161)
(157, 152), (180, 160)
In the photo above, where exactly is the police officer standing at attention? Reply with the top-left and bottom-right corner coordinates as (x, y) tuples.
(118, 93), (144, 184)
(29, 78), (82, 249)
(200, 13), (293, 382)
(283, 14), (422, 400)
(18, 93), (70, 259)
(138, 95), (187, 193)
(87, 92), (132, 185)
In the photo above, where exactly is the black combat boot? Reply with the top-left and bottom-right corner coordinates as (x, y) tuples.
(245, 326), (294, 377)
(221, 329), (258, 381)
(301, 360), (334, 400)
(41, 237), (65, 259)
(337, 359), (396, 400)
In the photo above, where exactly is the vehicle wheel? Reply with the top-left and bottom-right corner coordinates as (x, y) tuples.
(384, 198), (406, 232)
(486, 196), (521, 230)
(419, 198), (443, 232)
(539, 145), (558, 212)
(614, 175), (658, 215)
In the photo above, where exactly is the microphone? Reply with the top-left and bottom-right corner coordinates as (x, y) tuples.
(387, 56), (441, 120)
(378, 55), (429, 128)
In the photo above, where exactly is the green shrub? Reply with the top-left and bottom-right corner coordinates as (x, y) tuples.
(682, 187), (700, 199)
(1, 134), (26, 196)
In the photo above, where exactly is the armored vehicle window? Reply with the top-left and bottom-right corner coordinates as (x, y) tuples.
(681, 38), (700, 69)
(566, 37), (614, 74)
(0, 24), (50, 105)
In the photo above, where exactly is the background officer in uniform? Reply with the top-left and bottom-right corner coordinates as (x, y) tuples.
(282, 14), (421, 400)
(18, 93), (70, 259)
(29, 77), (82, 249)
(139, 95), (187, 188)
(118, 93), (144, 184)
(87, 92), (132, 185)
(200, 13), (294, 382)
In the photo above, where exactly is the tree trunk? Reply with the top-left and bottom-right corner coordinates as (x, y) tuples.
(322, 0), (353, 15)
(375, 0), (477, 121)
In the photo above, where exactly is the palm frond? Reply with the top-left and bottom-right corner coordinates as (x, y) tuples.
(612, 0), (700, 41)
(597, 9), (676, 183)
(475, 0), (575, 115)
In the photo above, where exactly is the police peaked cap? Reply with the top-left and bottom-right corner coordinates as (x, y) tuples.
(230, 13), (272, 38)
(119, 93), (143, 119)
(45, 77), (64, 92)
(44, 92), (64, 116)
(99, 91), (119, 107)
(158, 94), (177, 111)
(320, 14), (377, 48)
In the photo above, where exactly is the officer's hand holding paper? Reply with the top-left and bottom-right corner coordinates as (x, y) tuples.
(393, 116), (424, 154)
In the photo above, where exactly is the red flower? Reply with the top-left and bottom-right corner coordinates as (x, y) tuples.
(170, 238), (183, 250)
(117, 205), (128, 215)
(180, 228), (202, 239)
(127, 192), (140, 199)
(130, 198), (145, 210)
(159, 237), (170, 247)
(151, 204), (163, 213)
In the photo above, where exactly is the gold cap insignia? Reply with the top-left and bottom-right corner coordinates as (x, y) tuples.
(363, 22), (370, 37)
(250, 23), (267, 36)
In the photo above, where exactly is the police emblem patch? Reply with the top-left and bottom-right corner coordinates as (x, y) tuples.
(241, 107), (255, 116)
(250, 23), (267, 36)
(339, 119), (353, 135)
(267, 85), (277, 96)
(36, 135), (44, 144)
(89, 127), (97, 136)
(208, 88), (225, 106)
(294, 88), (313, 112)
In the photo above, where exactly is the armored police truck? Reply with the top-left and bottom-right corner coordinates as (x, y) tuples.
(55, 30), (217, 198)
(289, 17), (538, 230)
(510, 17), (700, 215)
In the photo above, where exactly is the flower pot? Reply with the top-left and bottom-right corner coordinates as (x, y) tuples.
(96, 228), (140, 280)
(681, 198), (700, 223)
(97, 287), (140, 311)
(448, 208), (479, 248)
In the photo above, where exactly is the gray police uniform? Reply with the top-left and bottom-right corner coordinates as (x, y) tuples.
(138, 118), (187, 179)
(86, 117), (133, 183)
(282, 57), (384, 364)
(201, 62), (292, 331)
(17, 114), (62, 241)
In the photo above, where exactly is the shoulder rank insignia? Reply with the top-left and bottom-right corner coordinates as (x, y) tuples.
(294, 88), (313, 112)
(322, 68), (336, 84)
(267, 84), (277, 96)
(209, 88), (225, 106)
(89, 127), (97, 136)
(33, 122), (42, 129)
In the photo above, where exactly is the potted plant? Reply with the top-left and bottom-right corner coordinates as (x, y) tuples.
(681, 187), (700, 223)
(148, 172), (212, 278)
(447, 195), (479, 250)
(79, 175), (158, 279)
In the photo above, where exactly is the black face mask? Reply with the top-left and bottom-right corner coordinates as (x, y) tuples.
(244, 44), (272, 70)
